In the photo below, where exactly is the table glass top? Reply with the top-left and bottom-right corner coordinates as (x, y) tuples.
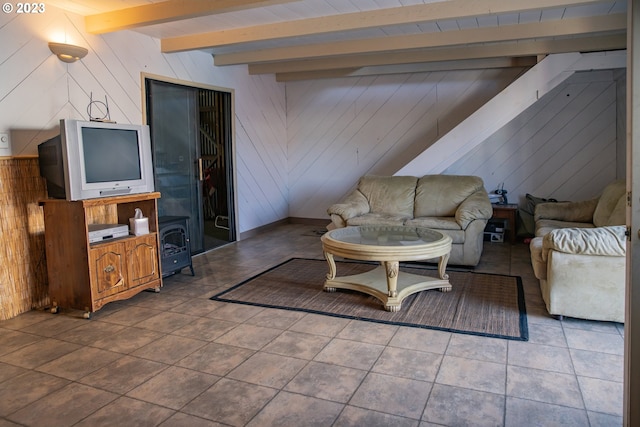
(325, 225), (444, 247)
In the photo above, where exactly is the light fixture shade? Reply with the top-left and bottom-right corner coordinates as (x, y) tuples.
(48, 42), (88, 63)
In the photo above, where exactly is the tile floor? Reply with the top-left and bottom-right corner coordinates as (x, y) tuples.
(0, 224), (625, 426)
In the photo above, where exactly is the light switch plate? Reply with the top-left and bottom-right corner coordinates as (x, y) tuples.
(0, 133), (9, 149)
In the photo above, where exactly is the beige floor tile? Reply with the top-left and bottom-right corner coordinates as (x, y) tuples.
(98, 306), (163, 326)
(314, 338), (385, 370)
(182, 377), (277, 426)
(570, 348), (624, 382)
(171, 317), (238, 341)
(227, 351), (307, 388)
(506, 365), (583, 408)
(7, 382), (117, 427)
(349, 372), (432, 419)
(243, 308), (306, 329)
(588, 410), (624, 426)
(423, 383), (505, 426)
(214, 324), (283, 350)
(0, 362), (27, 383)
(159, 411), (228, 426)
(135, 311), (200, 333)
(288, 312), (350, 337)
(508, 341), (574, 373)
(0, 371), (69, 416)
(78, 355), (167, 394)
(205, 302), (264, 323)
(247, 391), (344, 426)
(445, 333), (508, 363)
(74, 396), (175, 427)
(564, 328), (624, 355)
(19, 314), (87, 337)
(176, 342), (254, 376)
(436, 355), (506, 394)
(127, 365), (219, 410)
(0, 338), (81, 369)
(131, 334), (207, 364)
(372, 346), (441, 382)
(388, 327), (451, 354)
(54, 320), (126, 346)
(261, 330), (331, 359)
(578, 376), (623, 416)
(336, 319), (399, 345)
(36, 346), (121, 380)
(284, 361), (367, 402)
(168, 298), (221, 317)
(0, 330), (45, 356)
(333, 406), (419, 427)
(504, 396), (589, 427)
(91, 326), (165, 354)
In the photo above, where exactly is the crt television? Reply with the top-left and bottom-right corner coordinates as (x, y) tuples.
(38, 119), (155, 200)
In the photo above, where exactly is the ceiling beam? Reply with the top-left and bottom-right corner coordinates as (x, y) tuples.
(161, 0), (609, 53)
(215, 13), (626, 66)
(85, 0), (298, 34)
(248, 34), (627, 75)
(274, 57), (539, 82)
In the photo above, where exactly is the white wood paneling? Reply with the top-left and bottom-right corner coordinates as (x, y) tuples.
(287, 66), (624, 221)
(286, 67), (526, 219)
(445, 70), (621, 204)
(0, 5), (288, 234)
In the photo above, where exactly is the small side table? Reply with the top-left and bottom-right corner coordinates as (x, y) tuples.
(491, 204), (518, 244)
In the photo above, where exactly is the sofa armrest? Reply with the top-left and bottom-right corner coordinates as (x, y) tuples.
(542, 225), (626, 260)
(534, 198), (598, 223)
(327, 190), (370, 227)
(455, 189), (493, 229)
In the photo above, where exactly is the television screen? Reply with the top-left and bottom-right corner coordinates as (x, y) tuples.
(81, 127), (142, 183)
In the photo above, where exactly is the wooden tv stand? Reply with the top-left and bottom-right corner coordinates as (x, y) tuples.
(40, 192), (162, 318)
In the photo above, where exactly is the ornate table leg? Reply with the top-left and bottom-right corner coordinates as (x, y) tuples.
(437, 253), (452, 292)
(323, 251), (337, 292)
(383, 261), (399, 297)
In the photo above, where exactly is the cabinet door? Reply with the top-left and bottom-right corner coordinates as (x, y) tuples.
(89, 243), (127, 299)
(127, 234), (160, 288)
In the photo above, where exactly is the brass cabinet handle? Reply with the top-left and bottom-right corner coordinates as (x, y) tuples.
(104, 265), (115, 273)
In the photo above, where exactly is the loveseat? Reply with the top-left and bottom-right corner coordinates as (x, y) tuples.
(327, 175), (493, 266)
(529, 180), (626, 322)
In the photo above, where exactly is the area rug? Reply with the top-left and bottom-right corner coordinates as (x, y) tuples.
(211, 258), (528, 341)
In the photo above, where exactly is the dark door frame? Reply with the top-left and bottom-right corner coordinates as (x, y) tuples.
(141, 72), (238, 246)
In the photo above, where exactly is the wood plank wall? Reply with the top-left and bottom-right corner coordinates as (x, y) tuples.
(445, 70), (624, 203)
(0, 5), (287, 319)
(287, 68), (625, 220)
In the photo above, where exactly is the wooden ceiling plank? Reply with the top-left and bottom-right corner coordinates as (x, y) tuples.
(274, 57), (539, 82)
(214, 13), (626, 66)
(248, 34), (627, 75)
(85, 0), (299, 34)
(161, 0), (610, 52)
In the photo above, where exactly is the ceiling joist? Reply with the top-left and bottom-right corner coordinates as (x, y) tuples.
(274, 57), (540, 82)
(249, 34), (627, 76)
(214, 14), (626, 66)
(161, 0), (609, 53)
(85, 0), (298, 34)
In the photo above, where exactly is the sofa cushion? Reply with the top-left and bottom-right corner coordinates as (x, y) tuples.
(405, 217), (461, 230)
(593, 180), (626, 227)
(346, 213), (407, 227)
(535, 219), (594, 237)
(542, 226), (626, 258)
(414, 175), (484, 218)
(357, 175), (417, 218)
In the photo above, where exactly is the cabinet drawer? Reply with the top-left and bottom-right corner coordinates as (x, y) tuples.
(89, 243), (127, 298)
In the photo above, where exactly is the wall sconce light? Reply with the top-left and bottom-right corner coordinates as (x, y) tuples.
(48, 42), (88, 63)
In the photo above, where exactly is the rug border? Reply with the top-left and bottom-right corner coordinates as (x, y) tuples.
(211, 257), (529, 341)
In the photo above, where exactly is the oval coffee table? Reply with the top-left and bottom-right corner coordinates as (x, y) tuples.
(320, 225), (453, 312)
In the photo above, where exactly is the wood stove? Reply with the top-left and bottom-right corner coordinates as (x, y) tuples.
(158, 216), (194, 277)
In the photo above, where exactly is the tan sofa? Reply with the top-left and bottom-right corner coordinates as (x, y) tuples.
(327, 175), (493, 266)
(529, 180), (626, 322)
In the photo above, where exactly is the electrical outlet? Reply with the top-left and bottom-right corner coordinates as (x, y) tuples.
(0, 133), (9, 150)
